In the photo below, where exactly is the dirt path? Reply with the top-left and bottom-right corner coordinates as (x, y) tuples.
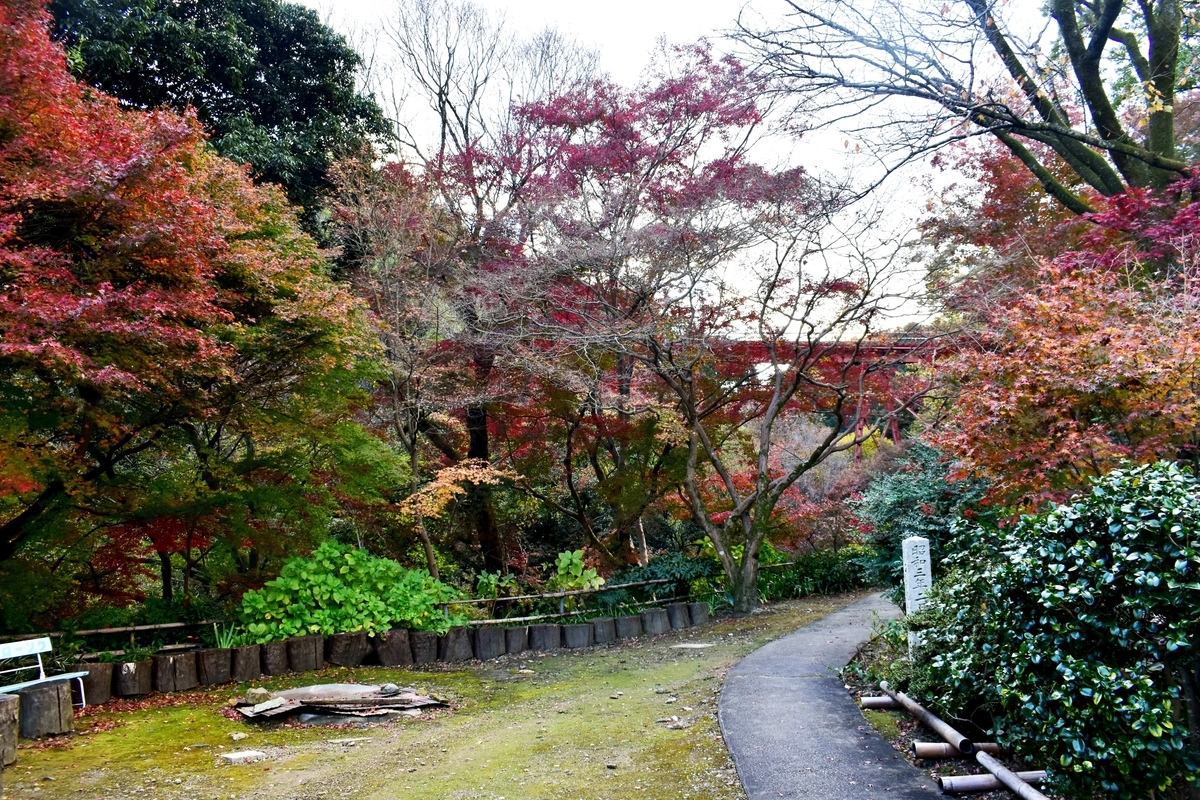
(4, 594), (867, 800)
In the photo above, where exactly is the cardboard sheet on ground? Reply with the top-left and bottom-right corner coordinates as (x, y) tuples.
(235, 683), (444, 720)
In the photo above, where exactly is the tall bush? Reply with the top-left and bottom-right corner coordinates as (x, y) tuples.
(852, 443), (992, 599)
(909, 463), (1200, 799)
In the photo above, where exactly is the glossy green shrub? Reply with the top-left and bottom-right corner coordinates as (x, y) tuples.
(239, 540), (458, 641)
(595, 553), (721, 612)
(910, 462), (1200, 799)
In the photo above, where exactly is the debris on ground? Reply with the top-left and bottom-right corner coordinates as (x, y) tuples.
(234, 683), (445, 721)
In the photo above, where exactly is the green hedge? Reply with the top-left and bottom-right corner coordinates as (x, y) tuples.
(908, 462), (1200, 799)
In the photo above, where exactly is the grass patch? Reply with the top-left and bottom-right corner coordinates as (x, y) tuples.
(5, 593), (866, 800)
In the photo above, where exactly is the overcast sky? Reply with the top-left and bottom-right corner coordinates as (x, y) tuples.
(296, 0), (943, 319)
(299, 0), (756, 85)
(296, 0), (879, 180)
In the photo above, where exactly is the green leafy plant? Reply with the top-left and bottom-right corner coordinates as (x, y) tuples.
(586, 552), (719, 612)
(545, 550), (604, 611)
(616, 551), (722, 585)
(841, 615), (909, 688)
(475, 571), (518, 600)
(96, 644), (156, 663)
(239, 540), (460, 642)
(548, 550), (605, 593)
(909, 462), (1200, 799)
(43, 637), (84, 672)
(851, 443), (993, 601)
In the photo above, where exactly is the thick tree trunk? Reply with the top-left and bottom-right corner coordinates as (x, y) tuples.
(467, 353), (503, 573)
(728, 558), (760, 615)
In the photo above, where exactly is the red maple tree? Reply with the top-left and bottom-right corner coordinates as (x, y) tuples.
(0, 0), (376, 618)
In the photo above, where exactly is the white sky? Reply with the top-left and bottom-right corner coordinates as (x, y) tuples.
(300, 0), (910, 192)
(302, 0), (754, 85)
(298, 0), (945, 325)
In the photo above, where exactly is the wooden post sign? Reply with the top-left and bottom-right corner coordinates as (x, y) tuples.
(902, 536), (932, 652)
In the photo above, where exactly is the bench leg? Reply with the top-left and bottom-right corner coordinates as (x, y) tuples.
(72, 676), (86, 711)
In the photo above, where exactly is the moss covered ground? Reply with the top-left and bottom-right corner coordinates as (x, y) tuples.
(4, 593), (865, 800)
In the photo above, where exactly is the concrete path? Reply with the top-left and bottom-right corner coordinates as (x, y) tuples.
(719, 593), (940, 799)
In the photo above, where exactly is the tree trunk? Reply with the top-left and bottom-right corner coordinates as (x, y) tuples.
(414, 513), (439, 578)
(467, 353), (504, 573)
(634, 518), (650, 566)
(183, 527), (193, 600)
(406, 437), (439, 579)
(158, 550), (173, 603)
(0, 479), (65, 561)
(729, 558), (760, 614)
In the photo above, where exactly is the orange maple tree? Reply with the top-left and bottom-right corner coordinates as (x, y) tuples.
(930, 178), (1200, 508)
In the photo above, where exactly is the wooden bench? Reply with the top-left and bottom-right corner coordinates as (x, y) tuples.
(0, 637), (89, 710)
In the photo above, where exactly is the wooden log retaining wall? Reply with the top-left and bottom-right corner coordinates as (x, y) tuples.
(63, 602), (710, 709)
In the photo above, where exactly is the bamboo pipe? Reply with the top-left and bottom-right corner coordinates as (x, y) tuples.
(879, 681), (974, 755)
(860, 695), (900, 710)
(938, 770), (1046, 794)
(974, 752), (1051, 800)
(912, 741), (1000, 759)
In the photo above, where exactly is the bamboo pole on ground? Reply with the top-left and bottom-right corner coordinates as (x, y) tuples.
(938, 770), (1046, 794)
(912, 741), (1000, 759)
(860, 695), (899, 710)
(879, 681), (974, 754)
(877, 681), (1050, 799)
(974, 752), (1051, 800)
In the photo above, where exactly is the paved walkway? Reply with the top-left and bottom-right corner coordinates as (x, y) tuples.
(719, 593), (940, 799)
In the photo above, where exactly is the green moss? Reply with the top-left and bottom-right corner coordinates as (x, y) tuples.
(861, 709), (903, 742)
(6, 594), (865, 799)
